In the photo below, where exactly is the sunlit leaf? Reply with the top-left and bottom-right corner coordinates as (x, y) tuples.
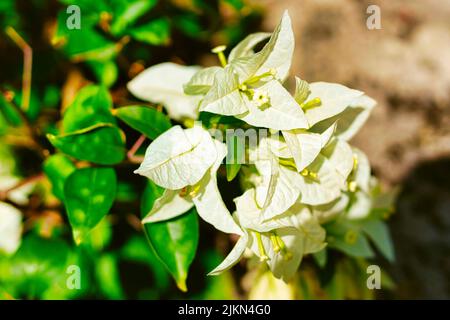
(63, 167), (117, 244)
(115, 105), (171, 139)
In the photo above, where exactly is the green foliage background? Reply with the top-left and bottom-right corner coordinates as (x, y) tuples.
(0, 0), (394, 300)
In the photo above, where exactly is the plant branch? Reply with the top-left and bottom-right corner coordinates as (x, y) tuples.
(0, 173), (44, 202)
(5, 27), (32, 112)
(127, 134), (146, 163)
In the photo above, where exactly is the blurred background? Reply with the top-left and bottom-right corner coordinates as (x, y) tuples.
(0, 0), (449, 299)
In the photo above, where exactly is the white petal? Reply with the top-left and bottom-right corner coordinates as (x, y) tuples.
(305, 82), (364, 126)
(282, 130), (321, 171)
(297, 155), (342, 205)
(322, 138), (354, 185)
(135, 125), (217, 189)
(346, 191), (372, 220)
(290, 208), (326, 254)
(228, 32), (271, 62)
(234, 189), (283, 232)
(183, 66), (223, 95)
(251, 229), (303, 282)
(0, 201), (23, 255)
(238, 80), (309, 130)
(310, 95), (376, 141)
(336, 95), (376, 141)
(142, 189), (194, 224)
(232, 11), (294, 82)
(199, 67), (248, 115)
(282, 123), (335, 172)
(127, 62), (201, 120)
(352, 147), (371, 193)
(256, 160), (301, 221)
(269, 204), (326, 254)
(208, 233), (250, 275)
(192, 141), (243, 235)
(313, 194), (350, 223)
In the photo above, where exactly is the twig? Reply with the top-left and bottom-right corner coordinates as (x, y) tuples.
(127, 134), (146, 163)
(0, 173), (44, 201)
(5, 27), (32, 112)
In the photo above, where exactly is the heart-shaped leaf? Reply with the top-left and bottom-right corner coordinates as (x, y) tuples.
(48, 123), (126, 165)
(141, 182), (199, 292)
(64, 167), (117, 244)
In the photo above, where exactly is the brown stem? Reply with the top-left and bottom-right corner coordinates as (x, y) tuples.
(0, 173), (44, 201)
(5, 27), (32, 112)
(127, 134), (146, 163)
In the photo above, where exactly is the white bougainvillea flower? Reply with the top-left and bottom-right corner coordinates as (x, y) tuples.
(209, 199), (326, 282)
(136, 125), (242, 235)
(183, 66), (223, 96)
(227, 32), (271, 63)
(230, 10), (294, 83)
(250, 136), (345, 208)
(282, 122), (336, 172)
(236, 80), (309, 130)
(135, 125), (217, 190)
(321, 138), (354, 188)
(194, 12), (308, 130)
(313, 193), (350, 223)
(293, 77), (364, 127)
(0, 202), (23, 255)
(310, 94), (377, 141)
(127, 62), (202, 120)
(344, 147), (373, 220)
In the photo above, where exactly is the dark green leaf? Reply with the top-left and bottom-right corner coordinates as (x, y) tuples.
(313, 249), (327, 268)
(87, 60), (118, 88)
(54, 11), (118, 61)
(62, 85), (114, 133)
(0, 94), (22, 127)
(141, 181), (199, 291)
(95, 253), (124, 299)
(47, 123), (126, 165)
(63, 167), (117, 244)
(361, 219), (395, 262)
(328, 232), (374, 258)
(6, 235), (70, 298)
(115, 105), (171, 139)
(43, 154), (76, 200)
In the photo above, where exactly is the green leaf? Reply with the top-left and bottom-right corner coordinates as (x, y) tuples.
(47, 124), (126, 165)
(63, 167), (117, 244)
(121, 235), (170, 290)
(0, 94), (22, 127)
(141, 184), (199, 291)
(328, 232), (374, 259)
(129, 18), (170, 46)
(53, 11), (118, 61)
(62, 85), (114, 133)
(313, 249), (327, 268)
(361, 219), (395, 262)
(95, 253), (124, 299)
(43, 154), (76, 201)
(87, 60), (118, 88)
(226, 135), (242, 181)
(140, 180), (164, 219)
(7, 235), (71, 298)
(115, 105), (171, 139)
(110, 0), (158, 36)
